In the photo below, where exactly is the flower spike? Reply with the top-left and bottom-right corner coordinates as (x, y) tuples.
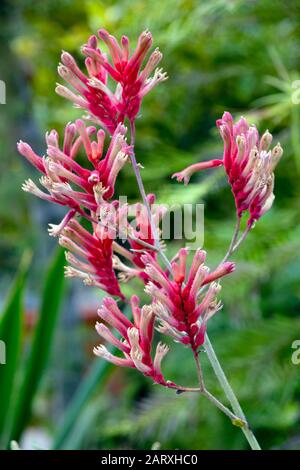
(142, 249), (235, 350)
(173, 112), (283, 226)
(57, 30), (167, 133)
(94, 296), (171, 386)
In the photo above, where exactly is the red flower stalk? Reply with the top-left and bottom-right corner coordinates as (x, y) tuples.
(142, 249), (235, 350)
(173, 112), (283, 226)
(18, 120), (129, 235)
(94, 296), (171, 385)
(56, 29), (167, 134)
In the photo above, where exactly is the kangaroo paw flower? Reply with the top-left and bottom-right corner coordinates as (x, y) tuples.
(57, 30), (167, 133)
(172, 159), (223, 185)
(94, 296), (170, 385)
(143, 248), (235, 350)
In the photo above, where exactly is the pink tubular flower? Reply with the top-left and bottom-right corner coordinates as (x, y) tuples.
(18, 120), (129, 233)
(142, 249), (235, 350)
(217, 112), (283, 226)
(172, 159), (223, 185)
(18, 120), (131, 299)
(56, 29), (167, 133)
(112, 195), (168, 284)
(94, 296), (171, 386)
(127, 194), (158, 268)
(60, 218), (124, 299)
(172, 112), (283, 226)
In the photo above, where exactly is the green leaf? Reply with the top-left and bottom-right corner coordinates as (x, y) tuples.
(53, 304), (131, 449)
(52, 354), (114, 449)
(9, 248), (65, 442)
(56, 378), (107, 450)
(0, 251), (31, 446)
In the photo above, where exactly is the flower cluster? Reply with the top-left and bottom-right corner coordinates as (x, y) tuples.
(94, 296), (172, 386)
(18, 114), (166, 299)
(173, 112), (283, 226)
(60, 218), (123, 298)
(18, 114), (166, 296)
(142, 249), (235, 350)
(18, 29), (171, 303)
(18, 27), (282, 422)
(57, 29), (167, 134)
(18, 119), (128, 221)
(93, 248), (235, 386)
(18, 119), (133, 298)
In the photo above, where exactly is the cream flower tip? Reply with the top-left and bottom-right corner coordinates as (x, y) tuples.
(21, 179), (35, 192)
(48, 223), (63, 238)
(95, 322), (107, 334)
(157, 342), (169, 354)
(64, 266), (81, 278)
(141, 304), (154, 318)
(93, 345), (108, 358)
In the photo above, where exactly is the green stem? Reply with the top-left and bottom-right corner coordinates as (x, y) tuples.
(129, 120), (172, 271)
(221, 215), (241, 264)
(193, 353), (249, 433)
(129, 121), (261, 450)
(204, 335), (261, 450)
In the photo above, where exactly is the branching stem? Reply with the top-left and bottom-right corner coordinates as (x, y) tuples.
(232, 224), (252, 252)
(129, 121), (172, 272)
(221, 215), (241, 264)
(129, 121), (261, 450)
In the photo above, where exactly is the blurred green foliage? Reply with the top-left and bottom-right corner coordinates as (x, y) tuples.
(0, 0), (300, 450)
(0, 249), (65, 448)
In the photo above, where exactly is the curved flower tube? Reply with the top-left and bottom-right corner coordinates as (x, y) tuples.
(56, 30), (167, 134)
(173, 112), (283, 227)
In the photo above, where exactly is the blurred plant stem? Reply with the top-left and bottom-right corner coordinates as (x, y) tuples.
(129, 120), (173, 271)
(129, 122), (261, 450)
(221, 216), (241, 264)
(291, 106), (300, 172)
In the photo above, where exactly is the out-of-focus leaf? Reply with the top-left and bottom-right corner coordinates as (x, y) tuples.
(0, 251), (31, 446)
(53, 304), (131, 449)
(59, 399), (104, 450)
(9, 248), (65, 442)
(52, 357), (114, 449)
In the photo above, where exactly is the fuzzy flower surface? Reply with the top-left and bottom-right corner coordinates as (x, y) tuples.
(142, 249), (235, 350)
(18, 120), (129, 217)
(61, 218), (123, 298)
(56, 29), (167, 133)
(173, 112), (283, 226)
(94, 296), (171, 386)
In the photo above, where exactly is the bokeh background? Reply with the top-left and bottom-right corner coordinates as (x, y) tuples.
(0, 0), (300, 450)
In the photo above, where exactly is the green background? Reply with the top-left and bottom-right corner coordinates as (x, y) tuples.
(0, 0), (300, 450)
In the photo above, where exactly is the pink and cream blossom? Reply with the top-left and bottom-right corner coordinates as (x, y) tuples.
(172, 112), (283, 226)
(142, 248), (235, 350)
(60, 218), (123, 298)
(56, 29), (167, 133)
(94, 296), (172, 386)
(18, 120), (129, 224)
